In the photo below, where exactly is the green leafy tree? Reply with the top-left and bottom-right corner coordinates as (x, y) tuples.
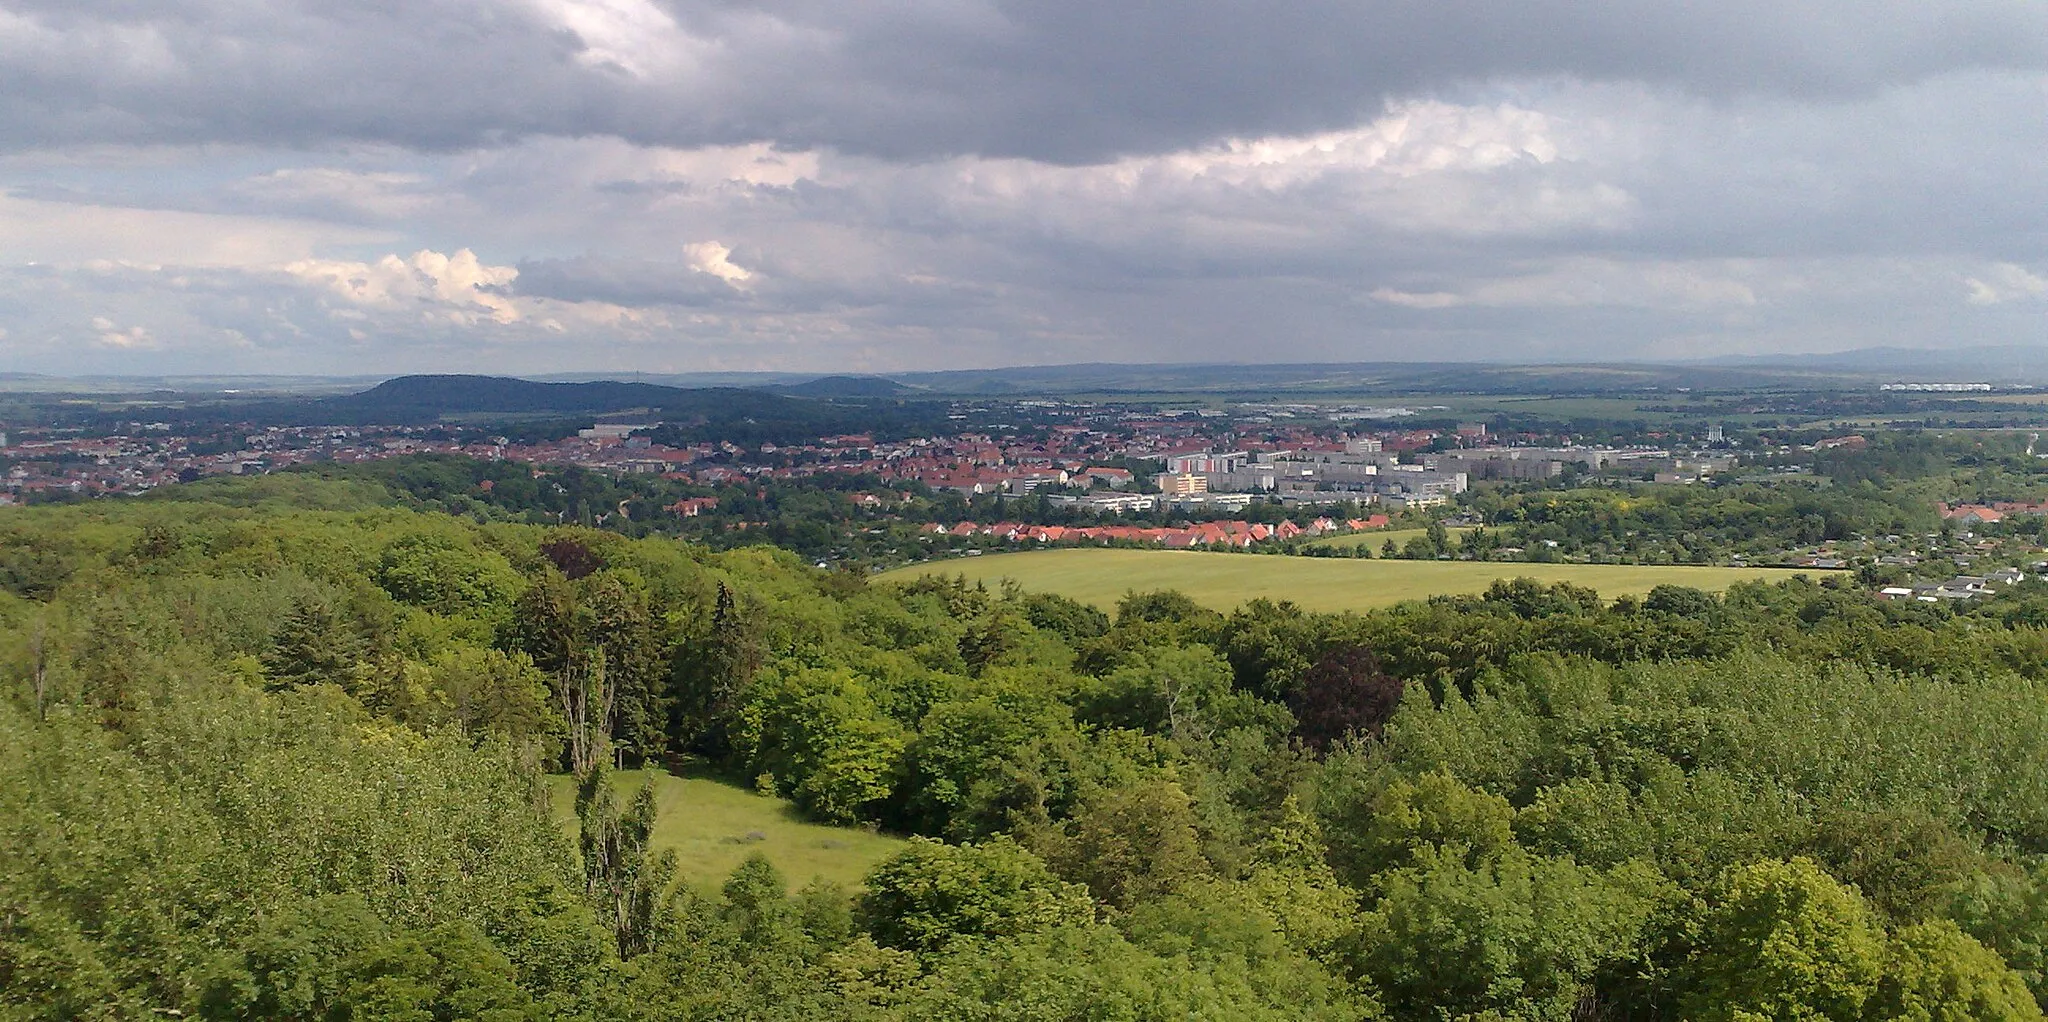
(857, 837), (1093, 954)
(1426, 521), (1451, 557)
(1041, 777), (1211, 911)
(202, 896), (541, 1022)
(374, 533), (523, 621)
(1870, 919), (2042, 1022)
(1354, 845), (1656, 1021)
(1344, 771), (1516, 883)
(1680, 858), (1887, 1022)
(1081, 645), (1283, 745)
(1219, 598), (1325, 701)
(1018, 592), (1110, 644)
(739, 666), (906, 825)
(720, 854), (802, 950)
(576, 769), (677, 958)
(1233, 795), (1361, 959)
(1950, 862), (2048, 1010)
(421, 646), (560, 748)
(1643, 584), (1719, 619)
(894, 688), (1089, 840)
(511, 570), (581, 678)
(1806, 807), (1979, 923)
(1115, 590), (1216, 628)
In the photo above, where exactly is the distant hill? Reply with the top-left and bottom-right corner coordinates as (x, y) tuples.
(1696, 346), (2048, 384)
(329, 375), (741, 418)
(525, 370), (820, 387)
(769, 375), (920, 398)
(883, 360), (1874, 396)
(296, 374), (954, 443)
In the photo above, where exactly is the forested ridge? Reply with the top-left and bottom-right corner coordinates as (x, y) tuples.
(4, 478), (2048, 1020)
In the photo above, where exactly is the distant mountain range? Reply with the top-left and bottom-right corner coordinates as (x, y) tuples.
(283, 373), (955, 443)
(1692, 346), (2048, 382)
(325, 375), (765, 418)
(8, 345), (2043, 406)
(521, 348), (2048, 395)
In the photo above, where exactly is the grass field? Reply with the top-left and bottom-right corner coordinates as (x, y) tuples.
(880, 549), (1815, 613)
(548, 770), (905, 892)
(1305, 527), (1474, 550)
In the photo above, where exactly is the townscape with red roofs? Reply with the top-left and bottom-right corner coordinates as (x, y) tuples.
(12, 398), (2048, 611)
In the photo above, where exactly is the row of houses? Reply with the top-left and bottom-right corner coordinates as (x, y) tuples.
(1878, 566), (2032, 602)
(1939, 502), (2048, 524)
(924, 515), (1391, 549)
(909, 465), (1137, 496)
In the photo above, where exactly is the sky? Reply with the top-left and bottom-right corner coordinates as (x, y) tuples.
(0, 1), (2044, 376)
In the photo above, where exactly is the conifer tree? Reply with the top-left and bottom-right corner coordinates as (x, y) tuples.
(673, 582), (761, 756)
(261, 596), (363, 690)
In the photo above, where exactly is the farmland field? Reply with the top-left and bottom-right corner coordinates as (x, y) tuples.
(549, 769), (905, 892)
(879, 549), (1816, 613)
(1305, 526), (1474, 550)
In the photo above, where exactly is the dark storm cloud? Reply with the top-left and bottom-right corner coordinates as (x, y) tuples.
(0, 0), (2044, 161)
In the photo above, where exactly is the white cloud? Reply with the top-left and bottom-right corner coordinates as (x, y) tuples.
(900, 99), (1628, 243)
(1138, 101), (1567, 187)
(284, 249), (526, 325)
(276, 247), (693, 349)
(1369, 288), (1463, 309)
(1372, 259), (1762, 311)
(1964, 263), (2048, 304)
(525, 0), (703, 79)
(92, 318), (155, 348)
(682, 241), (753, 284)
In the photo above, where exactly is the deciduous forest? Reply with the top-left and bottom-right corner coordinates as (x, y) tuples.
(4, 479), (2046, 1020)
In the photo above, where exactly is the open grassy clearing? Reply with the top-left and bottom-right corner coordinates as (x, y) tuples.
(548, 769), (905, 892)
(1305, 526), (1475, 550)
(880, 548), (1817, 613)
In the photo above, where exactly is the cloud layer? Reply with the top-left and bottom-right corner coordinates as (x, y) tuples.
(0, 1), (2043, 373)
(6, 0), (2046, 161)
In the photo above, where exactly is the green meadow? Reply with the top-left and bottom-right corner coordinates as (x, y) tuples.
(549, 769), (906, 892)
(879, 548), (1813, 613)
(1303, 526), (1475, 550)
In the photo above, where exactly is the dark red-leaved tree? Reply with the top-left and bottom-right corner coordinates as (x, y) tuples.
(541, 535), (607, 580)
(1288, 644), (1405, 754)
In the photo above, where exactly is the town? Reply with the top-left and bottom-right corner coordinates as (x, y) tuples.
(16, 389), (2048, 606)
(0, 403), (1734, 512)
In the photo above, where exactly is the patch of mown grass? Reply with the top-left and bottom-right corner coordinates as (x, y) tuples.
(549, 769), (906, 892)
